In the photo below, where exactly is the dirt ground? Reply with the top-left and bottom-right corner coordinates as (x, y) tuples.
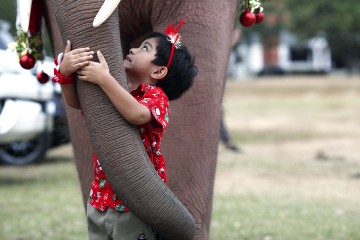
(216, 75), (360, 207)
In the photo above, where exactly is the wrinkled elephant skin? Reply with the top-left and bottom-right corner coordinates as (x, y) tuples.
(42, 0), (237, 239)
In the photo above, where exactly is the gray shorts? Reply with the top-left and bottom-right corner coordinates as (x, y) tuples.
(87, 202), (156, 240)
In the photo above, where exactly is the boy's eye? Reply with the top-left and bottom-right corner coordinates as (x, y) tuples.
(142, 46), (148, 51)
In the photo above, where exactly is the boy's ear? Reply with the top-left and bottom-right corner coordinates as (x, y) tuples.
(151, 66), (168, 80)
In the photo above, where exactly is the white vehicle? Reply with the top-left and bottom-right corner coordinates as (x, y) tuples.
(0, 20), (69, 165)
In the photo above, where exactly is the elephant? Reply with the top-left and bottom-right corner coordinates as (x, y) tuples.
(39, 0), (238, 239)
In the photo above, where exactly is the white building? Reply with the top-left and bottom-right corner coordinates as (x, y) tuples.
(228, 31), (332, 80)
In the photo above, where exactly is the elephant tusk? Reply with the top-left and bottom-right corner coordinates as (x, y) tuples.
(19, 0), (33, 32)
(93, 0), (121, 27)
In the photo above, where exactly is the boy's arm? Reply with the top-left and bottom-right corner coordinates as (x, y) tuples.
(99, 72), (152, 125)
(58, 40), (94, 110)
(60, 83), (81, 110)
(77, 51), (152, 125)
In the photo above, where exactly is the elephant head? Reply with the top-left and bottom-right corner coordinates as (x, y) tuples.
(41, 0), (238, 239)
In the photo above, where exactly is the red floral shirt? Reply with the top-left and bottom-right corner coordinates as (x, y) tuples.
(89, 84), (169, 212)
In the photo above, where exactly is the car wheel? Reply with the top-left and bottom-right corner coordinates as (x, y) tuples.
(0, 132), (50, 165)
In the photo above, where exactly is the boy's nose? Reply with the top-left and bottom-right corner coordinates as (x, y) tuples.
(129, 48), (135, 55)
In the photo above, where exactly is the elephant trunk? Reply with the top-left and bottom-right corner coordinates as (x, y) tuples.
(53, 0), (195, 239)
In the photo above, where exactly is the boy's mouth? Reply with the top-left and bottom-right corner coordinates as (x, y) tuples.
(125, 55), (132, 63)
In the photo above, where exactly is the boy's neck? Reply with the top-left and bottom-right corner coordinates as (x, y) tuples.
(127, 75), (156, 91)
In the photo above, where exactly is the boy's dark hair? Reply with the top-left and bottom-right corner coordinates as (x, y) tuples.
(147, 32), (197, 101)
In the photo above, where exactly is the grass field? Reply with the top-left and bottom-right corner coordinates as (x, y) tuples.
(1, 75), (360, 240)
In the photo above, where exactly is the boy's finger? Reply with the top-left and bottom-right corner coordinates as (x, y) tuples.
(75, 61), (89, 69)
(76, 51), (94, 58)
(64, 40), (71, 54)
(78, 75), (86, 81)
(74, 55), (93, 64)
(72, 47), (91, 54)
(97, 51), (106, 64)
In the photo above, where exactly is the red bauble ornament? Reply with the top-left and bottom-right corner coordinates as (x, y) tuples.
(255, 12), (264, 24)
(240, 9), (256, 27)
(19, 52), (36, 69)
(36, 71), (49, 84)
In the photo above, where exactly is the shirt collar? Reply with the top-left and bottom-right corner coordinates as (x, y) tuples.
(130, 84), (154, 95)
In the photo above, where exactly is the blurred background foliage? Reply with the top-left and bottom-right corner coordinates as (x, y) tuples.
(0, 0), (17, 35)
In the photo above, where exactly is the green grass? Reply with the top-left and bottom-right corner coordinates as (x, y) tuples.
(1, 157), (359, 240)
(211, 194), (360, 240)
(0, 158), (87, 240)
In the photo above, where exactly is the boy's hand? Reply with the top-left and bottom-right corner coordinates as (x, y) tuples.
(77, 51), (110, 85)
(59, 40), (94, 76)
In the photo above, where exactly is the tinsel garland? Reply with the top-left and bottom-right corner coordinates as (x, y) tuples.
(240, 0), (266, 12)
(15, 28), (43, 61)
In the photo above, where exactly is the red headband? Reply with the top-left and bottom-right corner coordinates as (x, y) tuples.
(164, 19), (184, 69)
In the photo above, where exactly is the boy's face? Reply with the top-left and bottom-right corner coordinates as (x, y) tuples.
(124, 37), (159, 82)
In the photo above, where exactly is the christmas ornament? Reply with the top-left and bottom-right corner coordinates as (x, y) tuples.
(36, 71), (49, 84)
(255, 11), (264, 24)
(15, 0), (44, 69)
(247, 0), (264, 13)
(240, 8), (256, 27)
(19, 51), (36, 69)
(16, 29), (43, 61)
(239, 0), (266, 27)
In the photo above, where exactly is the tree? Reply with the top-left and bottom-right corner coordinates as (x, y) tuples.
(284, 0), (360, 68)
(0, 0), (17, 35)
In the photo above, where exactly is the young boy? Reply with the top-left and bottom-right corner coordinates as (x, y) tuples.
(53, 21), (197, 239)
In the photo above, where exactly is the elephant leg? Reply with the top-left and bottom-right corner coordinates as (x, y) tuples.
(150, 1), (238, 239)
